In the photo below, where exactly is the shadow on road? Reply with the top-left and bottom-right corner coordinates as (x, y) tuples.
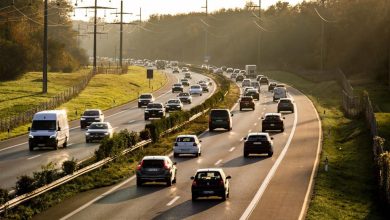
(96, 184), (166, 204)
(222, 155), (266, 168)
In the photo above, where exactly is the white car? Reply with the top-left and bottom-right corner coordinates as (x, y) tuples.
(242, 79), (251, 87)
(214, 68), (223, 74)
(189, 85), (203, 96)
(85, 122), (114, 143)
(173, 135), (202, 157)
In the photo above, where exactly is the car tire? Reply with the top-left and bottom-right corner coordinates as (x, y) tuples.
(144, 117), (149, 121)
(227, 188), (230, 198)
(192, 193), (197, 201)
(136, 178), (143, 187)
(86, 139), (90, 143)
(166, 178), (172, 186)
(281, 128), (285, 132)
(54, 142), (58, 150)
(200, 94), (202, 96)
(209, 127), (214, 132)
(244, 152), (249, 158)
(63, 138), (68, 148)
(228, 127), (232, 131)
(240, 108), (242, 111)
(174, 153), (179, 158)
(268, 151), (274, 157)
(221, 192), (227, 201)
(252, 107), (255, 111)
(138, 104), (141, 108)
(262, 128), (266, 132)
(29, 145), (34, 151)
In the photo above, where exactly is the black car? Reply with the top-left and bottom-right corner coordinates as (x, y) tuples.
(243, 132), (274, 157)
(144, 102), (166, 120)
(200, 83), (209, 92)
(165, 99), (183, 112)
(268, 82), (277, 92)
(277, 98), (294, 113)
(191, 168), (231, 201)
(262, 113), (285, 132)
(177, 92), (192, 104)
(136, 156), (177, 186)
(172, 83), (184, 93)
(236, 75), (244, 82)
(245, 89), (260, 101)
(256, 75), (264, 81)
(209, 109), (233, 131)
(259, 77), (269, 85)
(80, 109), (104, 129)
(181, 79), (190, 86)
(138, 93), (155, 108)
(240, 96), (255, 111)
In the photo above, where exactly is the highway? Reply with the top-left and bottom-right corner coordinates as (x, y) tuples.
(0, 69), (217, 189)
(34, 72), (321, 220)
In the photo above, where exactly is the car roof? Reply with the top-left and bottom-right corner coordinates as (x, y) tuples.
(279, 98), (292, 101)
(264, 113), (282, 117)
(196, 168), (224, 173)
(85, 109), (101, 112)
(143, 156), (169, 160)
(90, 122), (110, 126)
(247, 132), (270, 137)
(177, 134), (197, 138)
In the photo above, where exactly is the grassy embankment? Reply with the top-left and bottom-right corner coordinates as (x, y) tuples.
(0, 66), (167, 140)
(265, 71), (386, 219)
(5, 73), (240, 219)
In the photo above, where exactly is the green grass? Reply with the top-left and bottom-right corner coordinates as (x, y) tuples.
(0, 66), (167, 141)
(265, 71), (386, 219)
(355, 82), (390, 112)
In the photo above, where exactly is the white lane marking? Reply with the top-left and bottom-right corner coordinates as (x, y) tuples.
(215, 159), (222, 166)
(240, 101), (298, 220)
(67, 143), (74, 147)
(60, 176), (136, 220)
(8, 189), (15, 194)
(27, 154), (41, 160)
(166, 196), (180, 206)
(229, 147), (236, 152)
(106, 110), (128, 119)
(128, 120), (136, 124)
(69, 126), (81, 131)
(0, 142), (28, 153)
(298, 95), (323, 220)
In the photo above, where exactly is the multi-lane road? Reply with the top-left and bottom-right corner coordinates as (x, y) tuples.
(33, 71), (321, 220)
(0, 69), (217, 189)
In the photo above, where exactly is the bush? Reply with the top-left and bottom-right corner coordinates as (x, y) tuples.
(0, 188), (9, 205)
(62, 64), (75, 73)
(33, 162), (60, 187)
(0, 39), (27, 81)
(139, 129), (151, 140)
(62, 159), (77, 175)
(15, 175), (36, 195)
(95, 130), (141, 160)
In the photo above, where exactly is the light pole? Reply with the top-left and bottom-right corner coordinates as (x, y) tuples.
(42, 0), (48, 93)
(202, 0), (208, 64)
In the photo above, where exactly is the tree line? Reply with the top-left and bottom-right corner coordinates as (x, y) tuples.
(0, 0), (88, 81)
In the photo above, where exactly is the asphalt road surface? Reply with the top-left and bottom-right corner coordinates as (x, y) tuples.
(0, 69), (216, 189)
(34, 72), (321, 220)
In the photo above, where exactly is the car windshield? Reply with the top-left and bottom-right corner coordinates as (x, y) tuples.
(241, 97), (253, 101)
(191, 85), (200, 89)
(177, 137), (195, 142)
(142, 160), (164, 168)
(247, 89), (258, 93)
(83, 111), (99, 116)
(179, 93), (189, 97)
(147, 103), (163, 108)
(174, 84), (182, 87)
(181, 79), (188, 82)
(168, 100), (180, 104)
(195, 171), (222, 180)
(89, 123), (108, 129)
(211, 110), (229, 117)
(280, 100), (291, 103)
(31, 120), (56, 130)
(140, 94), (152, 99)
(265, 115), (281, 120)
(247, 135), (268, 142)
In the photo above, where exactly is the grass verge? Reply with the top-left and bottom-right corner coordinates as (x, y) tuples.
(265, 71), (386, 219)
(3, 73), (240, 219)
(0, 66), (167, 141)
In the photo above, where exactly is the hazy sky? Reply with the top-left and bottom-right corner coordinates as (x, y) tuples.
(71, 0), (305, 22)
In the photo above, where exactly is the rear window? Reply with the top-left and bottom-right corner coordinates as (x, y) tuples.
(147, 103), (163, 108)
(195, 171), (222, 180)
(177, 137), (195, 142)
(280, 100), (291, 103)
(168, 100), (180, 104)
(173, 84), (182, 87)
(241, 97), (253, 101)
(89, 123), (108, 129)
(179, 93), (189, 96)
(140, 94), (152, 99)
(142, 160), (164, 168)
(247, 135), (268, 142)
(210, 110), (229, 117)
(191, 85), (201, 89)
(84, 110), (99, 116)
(265, 115), (281, 120)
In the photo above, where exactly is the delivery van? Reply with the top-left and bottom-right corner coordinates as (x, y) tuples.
(273, 87), (287, 102)
(28, 110), (69, 151)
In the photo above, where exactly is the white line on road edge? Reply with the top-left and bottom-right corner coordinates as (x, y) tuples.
(0, 142), (27, 153)
(60, 176), (136, 220)
(240, 101), (298, 220)
(67, 143), (74, 147)
(128, 120), (136, 124)
(166, 196), (180, 206)
(27, 154), (41, 160)
(229, 147), (236, 152)
(214, 159), (222, 166)
(69, 126), (81, 131)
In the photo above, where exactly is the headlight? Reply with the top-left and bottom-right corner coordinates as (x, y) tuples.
(144, 110), (149, 113)
(95, 118), (100, 120)
(86, 132), (90, 136)
(104, 132), (109, 135)
(159, 110), (163, 112)
(29, 135), (34, 139)
(81, 118), (86, 120)
(49, 134), (56, 139)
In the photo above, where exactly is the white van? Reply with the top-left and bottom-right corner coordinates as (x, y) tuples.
(28, 110), (70, 151)
(273, 87), (287, 102)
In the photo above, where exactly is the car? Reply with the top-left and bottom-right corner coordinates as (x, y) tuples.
(144, 102), (166, 120)
(273, 87), (287, 101)
(226, 68), (233, 74)
(173, 135), (202, 157)
(209, 109), (233, 131)
(85, 122), (114, 143)
(243, 86), (255, 93)
(180, 78), (190, 86)
(214, 68), (223, 74)
(191, 168), (231, 201)
(231, 73), (238, 79)
(178, 92), (192, 104)
(240, 70), (246, 75)
(172, 83), (184, 93)
(201, 64), (208, 70)
(277, 98), (294, 113)
(259, 77), (269, 85)
(276, 84), (286, 88)
(262, 113), (285, 132)
(268, 82), (277, 91)
(200, 83), (209, 92)
(80, 109), (104, 129)
(136, 156), (177, 186)
(165, 99), (183, 112)
(245, 89), (260, 101)
(233, 69), (240, 74)
(206, 78), (213, 86)
(242, 79), (251, 87)
(236, 75), (245, 82)
(251, 81), (260, 91)
(182, 67), (189, 72)
(256, 75), (264, 81)
(185, 72), (192, 79)
(221, 66), (227, 71)
(138, 93), (155, 108)
(172, 67), (180, 73)
(240, 96), (255, 111)
(189, 85), (203, 96)
(243, 132), (274, 157)
(198, 80), (206, 85)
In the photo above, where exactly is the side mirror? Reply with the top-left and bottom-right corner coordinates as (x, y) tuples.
(199, 140), (202, 143)
(57, 127), (61, 131)
(28, 127), (31, 131)
(190, 176), (195, 180)
(231, 113), (234, 117)
(283, 117), (285, 119)
(271, 137), (274, 140)
(261, 117), (264, 120)
(243, 137), (247, 140)
(226, 175), (232, 179)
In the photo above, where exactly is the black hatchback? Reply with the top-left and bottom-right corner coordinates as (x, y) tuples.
(136, 156), (177, 186)
(243, 133), (274, 157)
(262, 113), (285, 132)
(191, 168), (231, 201)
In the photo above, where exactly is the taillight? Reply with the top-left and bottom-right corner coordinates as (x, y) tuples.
(219, 180), (224, 186)
(137, 161), (144, 171)
(192, 180), (197, 186)
(163, 161), (170, 170)
(193, 143), (197, 147)
(174, 142), (178, 146)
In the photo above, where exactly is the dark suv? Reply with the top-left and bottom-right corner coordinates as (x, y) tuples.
(144, 102), (166, 120)
(80, 109), (104, 129)
(243, 132), (274, 157)
(268, 82), (277, 92)
(138, 93), (155, 108)
(240, 96), (255, 111)
(136, 156), (177, 186)
(236, 75), (244, 82)
(191, 168), (231, 201)
(259, 77), (269, 85)
(172, 83), (184, 93)
(209, 109), (233, 131)
(245, 89), (260, 101)
(262, 113), (285, 132)
(277, 98), (294, 113)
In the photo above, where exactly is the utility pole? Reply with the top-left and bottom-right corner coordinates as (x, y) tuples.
(250, 1), (262, 68)
(110, 0), (132, 68)
(202, 0), (208, 64)
(42, 0), (48, 93)
(320, 0), (325, 72)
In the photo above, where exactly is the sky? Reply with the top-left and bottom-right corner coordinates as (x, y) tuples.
(71, 0), (305, 22)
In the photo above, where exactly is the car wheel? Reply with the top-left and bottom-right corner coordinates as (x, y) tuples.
(144, 117), (149, 121)
(200, 94), (202, 96)
(29, 145), (34, 151)
(86, 139), (89, 143)
(227, 188), (230, 198)
(136, 178), (143, 187)
(173, 153), (179, 158)
(244, 152), (249, 158)
(262, 129), (266, 132)
(63, 138), (68, 148)
(54, 141), (58, 150)
(221, 192), (227, 201)
(240, 108), (242, 111)
(166, 178), (172, 186)
(228, 127), (232, 131)
(268, 151), (274, 157)
(281, 128), (285, 132)
(209, 127), (214, 132)
(138, 104), (141, 108)
(192, 193), (198, 201)
(252, 107), (255, 111)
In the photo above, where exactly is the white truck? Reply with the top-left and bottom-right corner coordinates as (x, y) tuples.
(273, 87), (287, 102)
(245, 65), (257, 78)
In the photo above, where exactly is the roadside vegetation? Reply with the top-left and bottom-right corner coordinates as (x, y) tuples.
(265, 71), (386, 219)
(0, 66), (167, 141)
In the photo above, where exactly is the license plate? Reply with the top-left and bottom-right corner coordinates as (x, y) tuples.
(216, 119), (223, 122)
(38, 144), (45, 147)
(270, 124), (275, 126)
(254, 142), (262, 145)
(147, 168), (159, 172)
(203, 191), (214, 194)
